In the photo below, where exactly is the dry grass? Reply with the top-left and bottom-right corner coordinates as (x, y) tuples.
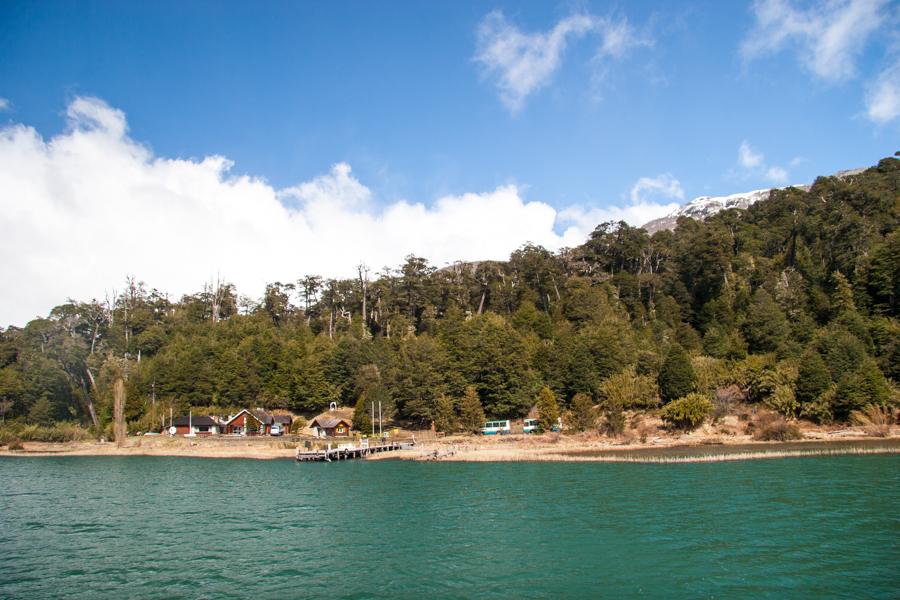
(851, 405), (895, 437)
(753, 416), (803, 441)
(428, 446), (899, 463)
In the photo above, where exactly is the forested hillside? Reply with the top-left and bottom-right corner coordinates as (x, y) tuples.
(1, 156), (897, 435)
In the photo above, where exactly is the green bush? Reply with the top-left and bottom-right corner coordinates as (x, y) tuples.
(0, 422), (92, 443)
(659, 393), (712, 430)
(598, 368), (659, 410)
(691, 356), (732, 395)
(658, 344), (696, 403)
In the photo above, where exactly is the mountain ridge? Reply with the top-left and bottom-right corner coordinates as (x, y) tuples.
(641, 167), (867, 233)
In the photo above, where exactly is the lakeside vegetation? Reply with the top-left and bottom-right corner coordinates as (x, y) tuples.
(0, 156), (897, 441)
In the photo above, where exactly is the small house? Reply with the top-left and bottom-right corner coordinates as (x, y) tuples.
(172, 415), (220, 436)
(273, 414), (293, 433)
(223, 409), (273, 436)
(309, 416), (352, 438)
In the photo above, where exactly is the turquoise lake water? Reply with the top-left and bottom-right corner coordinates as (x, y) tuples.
(1, 456), (898, 599)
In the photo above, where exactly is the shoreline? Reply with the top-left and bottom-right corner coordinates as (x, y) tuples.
(371, 435), (900, 463)
(2, 432), (899, 463)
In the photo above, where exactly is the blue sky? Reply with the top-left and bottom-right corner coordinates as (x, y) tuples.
(0, 0), (898, 325)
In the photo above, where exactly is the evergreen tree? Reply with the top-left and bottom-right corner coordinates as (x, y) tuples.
(535, 386), (560, 432)
(795, 349), (831, 406)
(830, 271), (857, 315)
(27, 396), (55, 426)
(433, 394), (456, 433)
(567, 393), (596, 432)
(458, 386), (485, 433)
(742, 288), (788, 353)
(352, 393), (372, 435)
(658, 344), (696, 404)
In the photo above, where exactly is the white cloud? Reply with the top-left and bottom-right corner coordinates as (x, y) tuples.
(0, 97), (649, 326)
(738, 140), (765, 169)
(765, 165), (789, 184)
(475, 12), (593, 112)
(557, 200), (680, 238)
(629, 173), (684, 203)
(595, 17), (651, 60)
(865, 59), (900, 123)
(741, 0), (888, 82)
(0, 98), (9, 112)
(474, 11), (650, 111)
(555, 173), (682, 239)
(736, 140), (791, 184)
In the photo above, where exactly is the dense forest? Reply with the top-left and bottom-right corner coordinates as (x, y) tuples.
(1, 156), (898, 437)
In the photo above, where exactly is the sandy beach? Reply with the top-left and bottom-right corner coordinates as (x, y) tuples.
(2, 426), (899, 463)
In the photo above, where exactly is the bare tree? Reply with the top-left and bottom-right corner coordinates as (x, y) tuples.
(113, 377), (126, 447)
(357, 263), (370, 334)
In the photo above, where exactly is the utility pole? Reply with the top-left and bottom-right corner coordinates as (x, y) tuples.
(371, 401), (375, 437)
(378, 401), (383, 437)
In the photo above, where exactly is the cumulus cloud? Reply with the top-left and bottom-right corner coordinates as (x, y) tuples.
(738, 140), (765, 169)
(766, 166), (789, 184)
(741, 0), (888, 82)
(629, 173), (684, 203)
(865, 58), (900, 123)
(0, 97), (666, 326)
(736, 140), (790, 184)
(557, 201), (680, 238)
(556, 173), (683, 239)
(474, 11), (650, 111)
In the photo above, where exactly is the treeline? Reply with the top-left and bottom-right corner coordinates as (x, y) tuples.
(1, 156), (897, 435)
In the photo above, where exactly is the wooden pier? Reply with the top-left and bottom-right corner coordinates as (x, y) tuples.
(296, 440), (413, 462)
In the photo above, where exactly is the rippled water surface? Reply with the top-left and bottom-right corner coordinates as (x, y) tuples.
(1, 456), (898, 598)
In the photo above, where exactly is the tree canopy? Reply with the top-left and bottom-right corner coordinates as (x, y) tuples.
(1, 156), (897, 432)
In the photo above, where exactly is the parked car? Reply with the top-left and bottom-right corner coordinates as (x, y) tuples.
(270, 424), (284, 436)
(523, 418), (539, 433)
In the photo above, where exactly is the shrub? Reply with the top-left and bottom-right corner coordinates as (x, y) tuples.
(8, 439), (24, 451)
(0, 422), (92, 443)
(598, 368), (659, 410)
(659, 393), (712, 430)
(691, 356), (732, 395)
(800, 386), (836, 424)
(764, 384), (799, 418)
(601, 401), (625, 436)
(851, 404), (894, 437)
(712, 385), (745, 422)
(753, 415), (802, 441)
(832, 360), (891, 421)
